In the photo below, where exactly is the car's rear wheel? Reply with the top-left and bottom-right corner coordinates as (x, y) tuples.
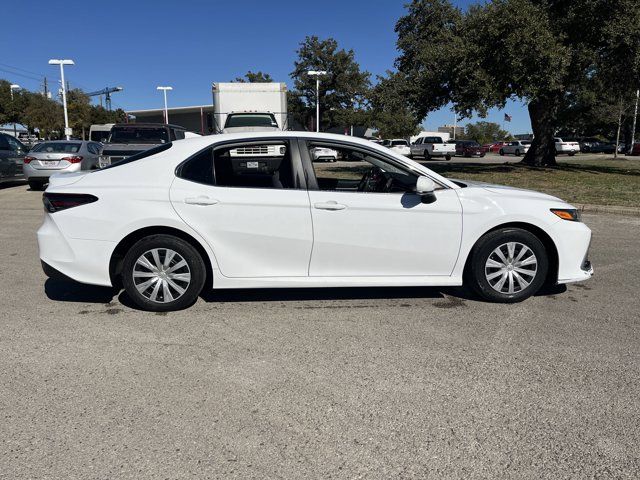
(122, 234), (206, 311)
(499, 149), (504, 156)
(466, 228), (548, 303)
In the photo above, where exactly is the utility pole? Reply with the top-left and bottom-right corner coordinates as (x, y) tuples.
(10, 84), (20, 138)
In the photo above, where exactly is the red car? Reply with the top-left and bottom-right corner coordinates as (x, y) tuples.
(455, 140), (485, 157)
(630, 142), (640, 156)
(481, 142), (509, 153)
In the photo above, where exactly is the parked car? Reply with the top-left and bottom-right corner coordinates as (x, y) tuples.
(89, 123), (114, 143)
(386, 139), (411, 156)
(555, 138), (579, 155)
(455, 140), (485, 157)
(480, 142), (509, 154)
(99, 123), (187, 168)
(410, 136), (454, 160)
(0, 132), (28, 184)
(38, 132), (593, 311)
(499, 141), (531, 156)
(629, 143), (640, 156)
(311, 146), (338, 162)
(23, 140), (103, 191)
(578, 137), (602, 153)
(587, 142), (617, 154)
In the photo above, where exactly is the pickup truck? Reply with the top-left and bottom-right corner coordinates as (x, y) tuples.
(99, 123), (186, 167)
(554, 138), (579, 155)
(409, 136), (454, 160)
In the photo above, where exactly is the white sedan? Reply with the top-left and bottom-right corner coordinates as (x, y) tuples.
(38, 132), (593, 311)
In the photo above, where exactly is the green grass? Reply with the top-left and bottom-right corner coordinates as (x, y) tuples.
(429, 157), (640, 207)
(313, 156), (640, 207)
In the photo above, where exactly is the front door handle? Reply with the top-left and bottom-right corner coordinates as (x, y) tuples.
(314, 201), (347, 211)
(184, 196), (219, 206)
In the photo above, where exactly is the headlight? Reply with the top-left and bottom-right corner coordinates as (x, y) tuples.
(550, 208), (581, 222)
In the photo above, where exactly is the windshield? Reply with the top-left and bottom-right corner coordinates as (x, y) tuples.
(32, 142), (81, 153)
(225, 113), (278, 128)
(90, 130), (110, 142)
(522, 141), (531, 145)
(109, 127), (169, 144)
(391, 140), (408, 146)
(464, 141), (480, 147)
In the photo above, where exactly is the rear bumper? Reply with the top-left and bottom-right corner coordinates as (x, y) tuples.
(23, 163), (81, 180)
(37, 213), (115, 287)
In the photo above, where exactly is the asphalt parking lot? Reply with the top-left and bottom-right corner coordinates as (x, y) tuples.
(1, 182), (639, 479)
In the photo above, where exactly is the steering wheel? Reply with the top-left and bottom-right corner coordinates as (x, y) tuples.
(357, 167), (393, 192)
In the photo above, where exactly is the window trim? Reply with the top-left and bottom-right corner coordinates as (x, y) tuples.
(299, 138), (449, 193)
(174, 137), (307, 191)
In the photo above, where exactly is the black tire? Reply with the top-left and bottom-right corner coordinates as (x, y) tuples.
(424, 151), (431, 161)
(121, 234), (206, 312)
(465, 228), (548, 303)
(515, 149), (521, 156)
(445, 154), (452, 161)
(499, 149), (504, 156)
(28, 180), (45, 191)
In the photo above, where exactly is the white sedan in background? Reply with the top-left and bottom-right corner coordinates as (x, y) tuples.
(38, 132), (592, 311)
(499, 140), (531, 156)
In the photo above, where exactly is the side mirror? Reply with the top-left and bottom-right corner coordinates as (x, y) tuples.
(416, 176), (437, 204)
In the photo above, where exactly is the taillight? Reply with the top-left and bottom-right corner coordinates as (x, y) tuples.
(24, 156), (35, 164)
(62, 155), (83, 164)
(43, 192), (98, 213)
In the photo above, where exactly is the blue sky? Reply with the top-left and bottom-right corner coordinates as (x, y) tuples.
(2, 0), (531, 134)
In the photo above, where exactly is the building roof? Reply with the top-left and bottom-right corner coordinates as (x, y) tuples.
(127, 105), (214, 115)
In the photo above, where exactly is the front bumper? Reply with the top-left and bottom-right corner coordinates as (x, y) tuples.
(551, 219), (594, 284)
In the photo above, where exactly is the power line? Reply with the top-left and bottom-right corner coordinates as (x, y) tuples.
(0, 67), (42, 82)
(0, 62), (46, 78)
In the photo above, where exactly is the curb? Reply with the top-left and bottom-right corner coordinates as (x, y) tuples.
(578, 204), (640, 217)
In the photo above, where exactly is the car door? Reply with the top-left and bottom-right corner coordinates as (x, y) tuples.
(170, 138), (313, 278)
(410, 137), (422, 157)
(0, 134), (25, 181)
(302, 139), (463, 277)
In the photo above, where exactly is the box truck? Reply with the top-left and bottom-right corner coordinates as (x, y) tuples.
(212, 82), (288, 133)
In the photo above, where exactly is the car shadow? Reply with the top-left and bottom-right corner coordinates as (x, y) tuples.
(44, 278), (119, 304)
(200, 286), (447, 303)
(44, 278), (568, 310)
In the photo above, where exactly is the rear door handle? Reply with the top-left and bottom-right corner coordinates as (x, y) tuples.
(314, 201), (347, 211)
(184, 196), (219, 206)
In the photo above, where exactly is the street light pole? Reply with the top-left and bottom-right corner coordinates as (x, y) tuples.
(48, 59), (74, 140)
(10, 84), (20, 138)
(157, 86), (173, 123)
(308, 70), (327, 132)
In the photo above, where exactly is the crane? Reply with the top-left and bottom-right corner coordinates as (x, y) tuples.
(86, 86), (123, 111)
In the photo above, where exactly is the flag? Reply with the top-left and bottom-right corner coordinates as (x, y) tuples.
(504, 113), (512, 122)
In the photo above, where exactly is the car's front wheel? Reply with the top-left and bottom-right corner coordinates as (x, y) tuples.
(122, 234), (206, 311)
(466, 228), (548, 303)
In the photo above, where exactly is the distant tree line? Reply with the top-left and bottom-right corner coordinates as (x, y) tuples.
(0, 79), (126, 139)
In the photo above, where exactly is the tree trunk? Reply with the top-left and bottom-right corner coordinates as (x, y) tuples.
(521, 96), (557, 166)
